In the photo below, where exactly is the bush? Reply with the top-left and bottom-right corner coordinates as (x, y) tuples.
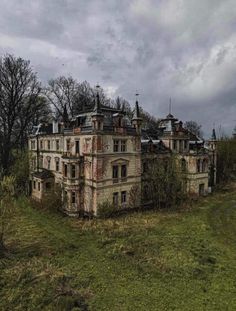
(97, 200), (115, 219)
(41, 184), (62, 212)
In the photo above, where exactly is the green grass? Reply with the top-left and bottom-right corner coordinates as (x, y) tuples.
(1, 186), (236, 310)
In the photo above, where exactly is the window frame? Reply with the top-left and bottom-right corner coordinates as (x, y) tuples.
(120, 140), (127, 152)
(71, 164), (76, 178)
(121, 191), (127, 204)
(113, 140), (119, 152)
(113, 192), (119, 207)
(112, 165), (119, 183)
(121, 164), (127, 180)
(71, 191), (76, 204)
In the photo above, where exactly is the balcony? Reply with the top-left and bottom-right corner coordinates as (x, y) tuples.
(62, 152), (80, 159)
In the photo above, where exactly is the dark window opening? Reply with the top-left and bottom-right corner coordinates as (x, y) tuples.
(184, 140), (188, 150)
(75, 140), (80, 154)
(197, 159), (201, 173)
(121, 164), (127, 180)
(113, 140), (119, 152)
(113, 192), (119, 207)
(113, 165), (119, 182)
(173, 140), (177, 150)
(121, 191), (127, 204)
(64, 164), (68, 177)
(38, 182), (40, 191)
(71, 164), (76, 178)
(66, 139), (70, 151)
(47, 158), (51, 170)
(121, 140), (127, 152)
(55, 159), (60, 171)
(56, 140), (60, 150)
(45, 182), (51, 190)
(71, 191), (76, 204)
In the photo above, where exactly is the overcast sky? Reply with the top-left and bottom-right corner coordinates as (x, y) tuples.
(0, 0), (236, 137)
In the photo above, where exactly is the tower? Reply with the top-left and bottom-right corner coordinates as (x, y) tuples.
(91, 84), (104, 131)
(132, 94), (142, 134)
(208, 127), (217, 186)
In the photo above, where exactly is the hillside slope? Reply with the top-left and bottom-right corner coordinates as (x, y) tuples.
(1, 187), (236, 310)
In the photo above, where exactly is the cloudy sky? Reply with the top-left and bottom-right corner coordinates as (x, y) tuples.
(0, 0), (236, 137)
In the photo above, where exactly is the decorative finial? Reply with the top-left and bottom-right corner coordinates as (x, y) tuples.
(169, 97), (172, 114)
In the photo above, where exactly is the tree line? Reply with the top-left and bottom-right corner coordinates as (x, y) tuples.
(0, 54), (163, 174)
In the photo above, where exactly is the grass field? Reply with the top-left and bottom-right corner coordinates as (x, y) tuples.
(1, 186), (236, 310)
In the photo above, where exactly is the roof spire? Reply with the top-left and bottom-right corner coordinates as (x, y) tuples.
(133, 92), (141, 119)
(211, 126), (216, 140)
(166, 97), (174, 119)
(169, 97), (172, 115)
(94, 84), (101, 113)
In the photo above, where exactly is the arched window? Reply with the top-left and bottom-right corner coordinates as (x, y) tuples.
(181, 158), (187, 172)
(202, 159), (208, 172)
(197, 159), (201, 173)
(46, 156), (51, 170)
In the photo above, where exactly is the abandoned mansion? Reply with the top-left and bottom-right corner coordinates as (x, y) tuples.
(28, 91), (217, 216)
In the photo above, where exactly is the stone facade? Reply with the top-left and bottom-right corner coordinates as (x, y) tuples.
(29, 94), (217, 216)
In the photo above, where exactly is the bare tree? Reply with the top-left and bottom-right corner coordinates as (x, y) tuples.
(0, 54), (44, 171)
(45, 76), (79, 122)
(184, 120), (203, 138)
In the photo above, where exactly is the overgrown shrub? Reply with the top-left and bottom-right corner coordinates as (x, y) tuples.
(0, 175), (16, 252)
(10, 150), (30, 195)
(41, 184), (62, 212)
(217, 138), (236, 183)
(97, 200), (115, 218)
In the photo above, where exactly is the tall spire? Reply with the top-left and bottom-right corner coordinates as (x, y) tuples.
(133, 93), (141, 119)
(94, 84), (101, 113)
(169, 97), (172, 115)
(211, 127), (216, 140)
(166, 97), (174, 119)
